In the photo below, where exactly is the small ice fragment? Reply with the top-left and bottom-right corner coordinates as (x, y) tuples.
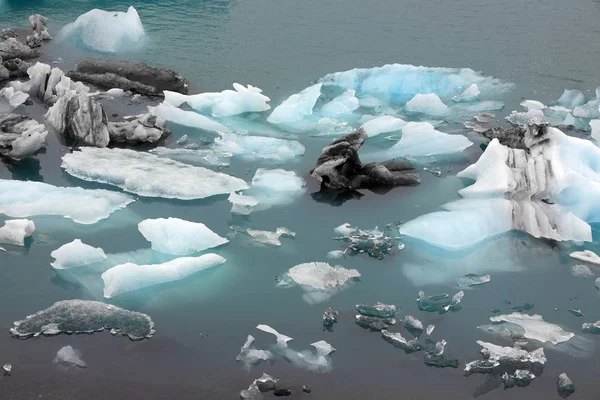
(255, 373), (278, 392)
(582, 321), (600, 334)
(489, 313), (575, 345)
(326, 250), (345, 259)
(229, 192), (259, 215)
(323, 308), (339, 332)
(570, 264), (594, 278)
(595, 278), (600, 290)
(333, 223), (357, 236)
(356, 302), (397, 319)
(452, 84), (480, 102)
(502, 369), (535, 388)
(404, 315), (424, 332)
(426, 325), (435, 336)
(0, 246), (6, 252)
(475, 113), (495, 123)
(464, 341), (546, 376)
(520, 100), (546, 111)
(256, 324), (293, 348)
(405, 93), (449, 116)
(568, 309), (583, 317)
(50, 239), (106, 269)
(557, 373), (575, 397)
(267, 83), (322, 124)
(570, 250), (600, 266)
(423, 166), (442, 177)
(247, 227), (296, 246)
(0, 219), (35, 246)
(335, 226), (397, 260)
(320, 89), (359, 117)
(236, 335), (274, 367)
(176, 134), (188, 145)
(356, 315), (395, 332)
(457, 273), (491, 287)
(417, 290), (463, 314)
(381, 330), (422, 354)
(3, 363), (11, 375)
(360, 115), (406, 137)
(555, 89), (585, 110)
(53, 345), (86, 368)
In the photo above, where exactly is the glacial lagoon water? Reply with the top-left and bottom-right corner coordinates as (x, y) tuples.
(2, 0), (600, 398)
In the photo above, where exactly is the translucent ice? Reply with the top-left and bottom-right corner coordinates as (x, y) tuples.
(323, 308), (339, 331)
(59, 6), (144, 53)
(50, 239), (106, 269)
(381, 330), (422, 353)
(53, 346), (86, 368)
(285, 340), (335, 373)
(570, 264), (594, 278)
(326, 250), (345, 259)
(570, 250), (600, 266)
(247, 227), (295, 246)
(0, 179), (134, 224)
(138, 218), (228, 255)
(247, 168), (305, 210)
(163, 83), (270, 117)
(417, 290), (464, 314)
(229, 192), (259, 215)
(573, 92), (600, 118)
(211, 132), (305, 162)
(520, 100), (546, 111)
(268, 83), (322, 124)
(590, 120), (600, 143)
(0, 219), (35, 246)
(334, 226), (397, 259)
(320, 89), (359, 117)
(557, 373), (575, 397)
(10, 299), (155, 340)
(489, 313), (575, 345)
(555, 90), (585, 110)
(505, 109), (547, 126)
(355, 302), (397, 319)
(61, 147), (248, 200)
(452, 84), (480, 102)
(457, 273), (491, 287)
(148, 102), (229, 133)
(405, 93), (449, 116)
(102, 254), (226, 298)
(256, 324), (293, 348)
(359, 115), (406, 137)
(426, 325), (435, 336)
(385, 122), (472, 160)
(236, 335), (274, 367)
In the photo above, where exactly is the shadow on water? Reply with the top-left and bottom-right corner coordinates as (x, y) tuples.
(4, 157), (44, 182)
(310, 185), (364, 207)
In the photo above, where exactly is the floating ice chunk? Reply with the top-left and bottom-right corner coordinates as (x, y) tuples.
(323, 308), (339, 331)
(386, 122), (472, 159)
(0, 246), (6, 252)
(229, 192), (259, 215)
(571, 264), (594, 278)
(240, 373), (279, 399)
(138, 218), (228, 256)
(176, 134), (188, 145)
(356, 302), (397, 319)
(359, 115), (406, 137)
(475, 113), (496, 123)
(356, 315), (395, 331)
(61, 148), (248, 200)
(236, 335), (274, 367)
(256, 324), (293, 348)
(50, 239), (106, 269)
(505, 109), (547, 126)
(463, 121), (487, 133)
(247, 227), (295, 246)
(404, 315), (424, 333)
(452, 84), (480, 102)
(590, 120), (600, 143)
(326, 250), (345, 259)
(163, 83), (270, 117)
(464, 341), (546, 376)
(556, 90), (585, 110)
(333, 223), (357, 236)
(489, 313), (575, 345)
(287, 340), (335, 373)
(426, 325), (435, 336)
(581, 321), (600, 334)
(150, 147), (232, 167)
(417, 290), (463, 314)
(9, 128), (48, 160)
(570, 250), (600, 266)
(568, 309), (584, 317)
(10, 299), (154, 340)
(520, 100), (546, 111)
(0, 219), (35, 246)
(267, 83), (322, 124)
(424, 340), (458, 368)
(334, 226), (397, 259)
(59, 6), (144, 53)
(247, 169), (305, 210)
(381, 330), (422, 353)
(211, 132), (305, 162)
(148, 102), (229, 133)
(102, 254), (226, 298)
(573, 96), (600, 119)
(557, 373), (575, 397)
(457, 273), (491, 287)
(53, 346), (86, 368)
(405, 93), (449, 116)
(3, 363), (11, 375)
(320, 89), (359, 117)
(0, 179), (134, 224)
(502, 369), (535, 388)
(0, 87), (29, 108)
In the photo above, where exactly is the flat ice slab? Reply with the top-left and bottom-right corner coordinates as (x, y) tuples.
(50, 239), (106, 269)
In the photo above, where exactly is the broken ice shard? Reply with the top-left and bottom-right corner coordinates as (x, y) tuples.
(138, 217), (228, 256)
(61, 147), (248, 200)
(0, 179), (134, 224)
(50, 239), (107, 269)
(355, 302), (397, 319)
(0, 219), (35, 246)
(334, 226), (396, 259)
(404, 315), (424, 336)
(247, 168), (306, 211)
(489, 313), (574, 345)
(457, 273), (491, 287)
(267, 83), (321, 124)
(555, 89), (585, 110)
(211, 132), (305, 163)
(426, 325), (435, 336)
(236, 335), (274, 367)
(423, 339), (459, 368)
(320, 89), (359, 117)
(381, 330), (422, 354)
(570, 250), (600, 266)
(323, 308), (339, 332)
(53, 345), (87, 368)
(502, 370), (535, 388)
(557, 373), (575, 398)
(10, 300), (155, 340)
(355, 315), (395, 332)
(240, 372), (279, 399)
(417, 290), (464, 314)
(581, 321), (600, 334)
(405, 93), (449, 116)
(102, 254), (226, 298)
(229, 192), (259, 215)
(256, 324), (293, 348)
(464, 341), (546, 376)
(247, 227), (296, 246)
(3, 363), (11, 375)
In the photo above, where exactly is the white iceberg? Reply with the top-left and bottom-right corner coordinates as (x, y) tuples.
(0, 87), (29, 108)
(267, 83), (322, 124)
(405, 93), (449, 116)
(247, 227), (295, 246)
(138, 217), (228, 256)
(386, 122), (472, 160)
(53, 346), (86, 368)
(59, 6), (144, 53)
(163, 83), (270, 117)
(50, 239), (107, 269)
(360, 115), (406, 137)
(247, 168), (305, 210)
(148, 102), (229, 133)
(489, 313), (575, 345)
(61, 147), (248, 200)
(452, 84), (480, 102)
(101, 253), (226, 298)
(0, 219), (35, 246)
(228, 192), (259, 215)
(570, 250), (600, 266)
(320, 89), (359, 117)
(0, 179), (134, 224)
(256, 324), (293, 348)
(211, 132), (305, 162)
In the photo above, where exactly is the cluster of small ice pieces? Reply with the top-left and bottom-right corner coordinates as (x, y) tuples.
(0, 219), (35, 246)
(331, 223), (400, 259)
(236, 324), (335, 373)
(53, 346), (86, 368)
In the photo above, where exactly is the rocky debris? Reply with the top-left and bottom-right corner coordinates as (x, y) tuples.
(310, 129), (420, 191)
(26, 14), (51, 49)
(67, 58), (189, 96)
(0, 38), (39, 61)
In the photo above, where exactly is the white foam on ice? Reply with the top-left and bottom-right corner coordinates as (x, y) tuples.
(405, 93), (449, 116)
(101, 253), (226, 298)
(489, 313), (575, 345)
(50, 239), (107, 269)
(0, 179), (134, 224)
(148, 102), (229, 133)
(385, 122), (472, 160)
(360, 115), (406, 137)
(61, 147), (248, 200)
(0, 219), (35, 246)
(267, 83), (322, 124)
(138, 217), (228, 256)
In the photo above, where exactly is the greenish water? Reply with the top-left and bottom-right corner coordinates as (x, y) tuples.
(1, 1), (600, 399)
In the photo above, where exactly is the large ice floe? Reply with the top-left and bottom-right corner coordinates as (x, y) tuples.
(10, 299), (155, 340)
(277, 262), (361, 304)
(0, 179), (134, 224)
(400, 124), (600, 251)
(50, 239), (107, 269)
(59, 6), (145, 53)
(101, 254), (226, 298)
(0, 219), (35, 246)
(138, 217), (228, 255)
(61, 147), (248, 200)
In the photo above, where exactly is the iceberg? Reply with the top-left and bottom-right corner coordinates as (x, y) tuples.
(570, 250), (600, 266)
(404, 315), (424, 333)
(386, 122), (472, 160)
(240, 373), (279, 399)
(211, 132), (305, 162)
(355, 302), (397, 319)
(101, 254), (226, 298)
(334, 226), (397, 259)
(571, 264), (594, 278)
(457, 273), (491, 287)
(573, 90), (600, 118)
(59, 6), (144, 53)
(8, 128), (48, 160)
(50, 239), (106, 269)
(557, 373), (575, 397)
(246, 168), (305, 210)
(452, 84), (480, 102)
(323, 308), (339, 331)
(256, 324), (293, 348)
(381, 330), (422, 353)
(320, 89), (359, 117)
(502, 370), (535, 389)
(582, 321), (600, 334)
(236, 335), (274, 367)
(405, 93), (449, 116)
(464, 341), (546, 376)
(246, 227), (295, 246)
(555, 89), (585, 110)
(267, 83), (322, 124)
(138, 217), (228, 256)
(0, 219), (35, 246)
(53, 346), (86, 368)
(163, 83), (270, 117)
(0, 179), (134, 224)
(359, 115), (406, 137)
(148, 102), (229, 133)
(61, 147), (248, 200)
(228, 192), (259, 215)
(489, 313), (574, 345)
(10, 299), (155, 340)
